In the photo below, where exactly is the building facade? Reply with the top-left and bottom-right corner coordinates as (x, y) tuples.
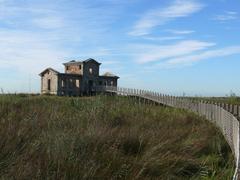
(39, 58), (119, 96)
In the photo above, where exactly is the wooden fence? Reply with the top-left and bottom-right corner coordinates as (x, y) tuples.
(97, 86), (240, 180)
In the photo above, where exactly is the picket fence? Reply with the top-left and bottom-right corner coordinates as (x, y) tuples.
(98, 86), (240, 180)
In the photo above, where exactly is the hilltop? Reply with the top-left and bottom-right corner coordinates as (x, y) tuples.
(0, 95), (234, 179)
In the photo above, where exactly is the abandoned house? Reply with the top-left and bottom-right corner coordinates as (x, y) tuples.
(39, 58), (119, 96)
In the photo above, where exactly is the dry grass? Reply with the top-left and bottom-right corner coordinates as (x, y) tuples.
(192, 96), (240, 105)
(0, 95), (234, 179)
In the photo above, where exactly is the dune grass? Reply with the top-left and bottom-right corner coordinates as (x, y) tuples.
(192, 96), (240, 105)
(0, 95), (234, 179)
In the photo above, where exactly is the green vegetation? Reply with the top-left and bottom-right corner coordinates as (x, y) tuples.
(192, 96), (240, 105)
(0, 95), (234, 179)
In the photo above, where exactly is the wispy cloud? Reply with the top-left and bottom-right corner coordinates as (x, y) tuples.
(132, 40), (215, 63)
(167, 46), (240, 65)
(144, 46), (240, 70)
(142, 36), (184, 41)
(0, 0), (129, 72)
(0, 30), (70, 73)
(32, 16), (65, 29)
(213, 11), (238, 21)
(167, 29), (195, 35)
(129, 0), (204, 36)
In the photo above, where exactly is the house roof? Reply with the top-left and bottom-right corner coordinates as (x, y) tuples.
(101, 72), (119, 78)
(63, 58), (101, 66)
(63, 60), (83, 66)
(39, 68), (60, 76)
(83, 58), (101, 65)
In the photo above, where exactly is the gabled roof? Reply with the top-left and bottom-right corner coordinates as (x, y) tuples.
(63, 60), (83, 66)
(39, 68), (60, 76)
(63, 58), (101, 66)
(101, 72), (119, 79)
(83, 58), (101, 65)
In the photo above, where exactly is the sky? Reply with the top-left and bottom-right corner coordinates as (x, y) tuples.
(0, 0), (239, 96)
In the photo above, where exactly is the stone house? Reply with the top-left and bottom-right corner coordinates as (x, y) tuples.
(39, 58), (119, 96)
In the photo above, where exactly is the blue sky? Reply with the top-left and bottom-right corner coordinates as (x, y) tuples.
(0, 0), (239, 96)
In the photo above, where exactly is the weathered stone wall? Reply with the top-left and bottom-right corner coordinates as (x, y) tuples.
(82, 61), (100, 92)
(41, 70), (58, 95)
(99, 77), (118, 86)
(83, 61), (99, 78)
(58, 74), (82, 96)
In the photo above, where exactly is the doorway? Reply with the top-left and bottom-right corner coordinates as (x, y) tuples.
(47, 79), (51, 91)
(88, 80), (93, 94)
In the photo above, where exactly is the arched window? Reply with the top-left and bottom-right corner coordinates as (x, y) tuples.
(89, 68), (93, 74)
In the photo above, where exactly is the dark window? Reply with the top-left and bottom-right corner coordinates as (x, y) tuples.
(73, 79), (76, 88)
(79, 65), (81, 69)
(66, 66), (69, 70)
(70, 79), (73, 88)
(48, 79), (51, 90)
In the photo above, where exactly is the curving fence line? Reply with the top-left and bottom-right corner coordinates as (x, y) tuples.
(98, 86), (240, 180)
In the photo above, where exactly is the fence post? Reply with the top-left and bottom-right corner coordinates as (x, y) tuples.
(205, 101), (208, 120)
(230, 104), (233, 114)
(211, 101), (214, 121)
(233, 105), (238, 117)
(226, 103), (229, 112)
(238, 106), (240, 119)
(200, 100), (203, 115)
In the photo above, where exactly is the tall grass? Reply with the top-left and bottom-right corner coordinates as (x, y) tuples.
(192, 96), (240, 105)
(0, 95), (234, 179)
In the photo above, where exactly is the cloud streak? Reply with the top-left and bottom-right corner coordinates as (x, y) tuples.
(0, 0), (130, 72)
(167, 29), (195, 35)
(0, 30), (70, 73)
(129, 0), (203, 36)
(132, 40), (215, 63)
(167, 46), (240, 65)
(213, 11), (238, 21)
(143, 46), (240, 70)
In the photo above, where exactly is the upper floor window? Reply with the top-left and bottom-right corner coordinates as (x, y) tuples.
(66, 66), (69, 70)
(79, 65), (81, 70)
(89, 68), (93, 74)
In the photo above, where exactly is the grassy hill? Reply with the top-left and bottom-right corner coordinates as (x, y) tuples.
(0, 95), (234, 179)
